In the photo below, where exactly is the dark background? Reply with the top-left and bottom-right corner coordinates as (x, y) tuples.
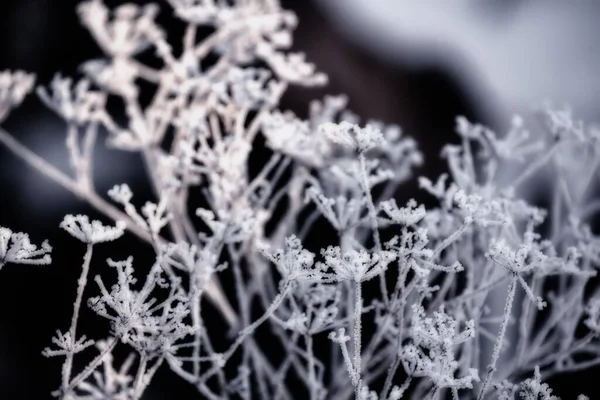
(0, 0), (593, 398)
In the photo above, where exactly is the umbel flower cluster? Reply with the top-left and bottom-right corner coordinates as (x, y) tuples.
(1, 1), (600, 399)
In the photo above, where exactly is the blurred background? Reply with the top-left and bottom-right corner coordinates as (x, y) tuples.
(0, 0), (599, 398)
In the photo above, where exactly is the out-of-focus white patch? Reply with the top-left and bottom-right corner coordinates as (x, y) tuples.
(317, 0), (600, 120)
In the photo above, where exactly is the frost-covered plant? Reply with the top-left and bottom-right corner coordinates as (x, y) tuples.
(0, 226), (52, 269)
(1, 1), (600, 399)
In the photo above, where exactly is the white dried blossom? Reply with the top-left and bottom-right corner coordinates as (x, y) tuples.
(262, 111), (332, 167)
(328, 327), (351, 344)
(80, 58), (140, 99)
(107, 183), (134, 204)
(386, 229), (463, 278)
(77, 0), (161, 58)
(212, 67), (281, 109)
(0, 70), (35, 122)
(318, 246), (396, 283)
(319, 121), (385, 153)
(167, 0), (222, 25)
(325, 158), (394, 193)
(411, 305), (475, 348)
(357, 385), (378, 400)
(304, 186), (365, 232)
(161, 242), (226, 291)
(379, 198), (426, 226)
(258, 235), (324, 283)
(309, 94), (351, 127)
(486, 238), (548, 309)
(60, 215), (126, 244)
(89, 257), (195, 356)
(141, 201), (171, 236)
(257, 48), (327, 86)
(402, 305), (479, 391)
(37, 75), (105, 124)
(108, 184), (171, 236)
(584, 296), (600, 335)
(518, 366), (560, 400)
(486, 238), (547, 276)
(0, 227), (52, 269)
(196, 206), (267, 244)
(42, 330), (95, 358)
(453, 190), (510, 226)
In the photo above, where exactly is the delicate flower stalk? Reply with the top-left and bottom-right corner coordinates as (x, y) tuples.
(477, 275), (518, 400)
(62, 243), (94, 393)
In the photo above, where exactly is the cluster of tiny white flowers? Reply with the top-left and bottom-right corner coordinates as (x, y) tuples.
(0, 227), (52, 269)
(61, 214), (126, 244)
(0, 70), (35, 122)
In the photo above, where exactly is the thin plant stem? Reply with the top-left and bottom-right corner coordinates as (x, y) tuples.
(62, 243), (94, 392)
(62, 337), (118, 396)
(477, 275), (518, 400)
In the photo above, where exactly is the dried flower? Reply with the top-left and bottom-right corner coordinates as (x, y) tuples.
(0, 227), (51, 269)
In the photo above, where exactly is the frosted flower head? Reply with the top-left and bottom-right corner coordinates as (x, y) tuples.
(89, 257), (195, 356)
(304, 186), (365, 232)
(213, 67), (279, 109)
(108, 184), (133, 204)
(37, 75), (105, 124)
(453, 190), (509, 226)
(262, 111), (333, 168)
(319, 246), (396, 283)
(518, 366), (559, 400)
(585, 296), (600, 334)
(411, 305), (475, 349)
(379, 198), (426, 226)
(161, 242), (225, 291)
(78, 0), (161, 58)
(402, 306), (478, 390)
(0, 70), (35, 122)
(258, 235), (323, 283)
(141, 201), (171, 236)
(167, 0), (221, 25)
(0, 227), (52, 269)
(486, 239), (549, 309)
(258, 49), (327, 87)
(328, 327), (350, 344)
(42, 330), (94, 358)
(61, 215), (126, 244)
(319, 121), (385, 153)
(486, 239), (547, 276)
(282, 282), (340, 335)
